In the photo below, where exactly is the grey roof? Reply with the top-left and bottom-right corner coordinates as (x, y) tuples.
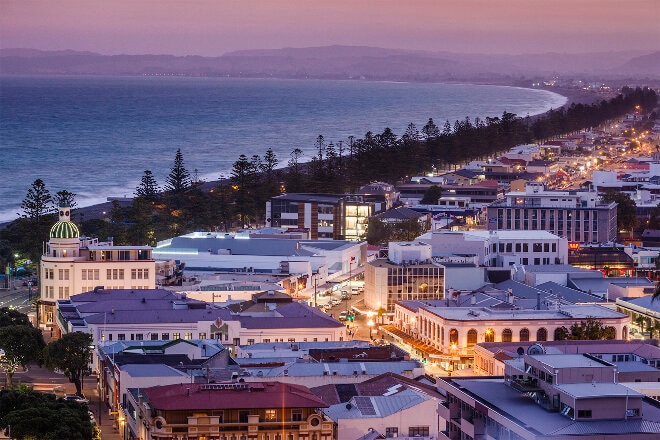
(84, 307), (232, 325)
(527, 354), (612, 369)
(157, 235), (356, 256)
(447, 378), (660, 436)
(569, 276), (653, 296)
(121, 363), (189, 378)
(535, 281), (603, 303)
(617, 295), (660, 313)
(373, 206), (426, 221)
(524, 264), (594, 274)
(323, 389), (426, 421)
(242, 360), (421, 378)
(236, 302), (344, 329)
(555, 382), (644, 398)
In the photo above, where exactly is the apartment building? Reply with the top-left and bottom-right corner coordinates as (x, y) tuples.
(486, 182), (617, 243)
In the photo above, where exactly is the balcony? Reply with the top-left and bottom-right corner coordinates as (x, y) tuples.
(508, 377), (542, 393)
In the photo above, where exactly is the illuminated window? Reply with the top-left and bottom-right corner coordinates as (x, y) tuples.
(265, 409), (277, 421)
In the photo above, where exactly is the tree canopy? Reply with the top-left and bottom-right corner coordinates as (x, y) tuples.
(554, 318), (616, 341)
(0, 388), (99, 440)
(42, 332), (93, 397)
(165, 148), (191, 194)
(0, 324), (45, 388)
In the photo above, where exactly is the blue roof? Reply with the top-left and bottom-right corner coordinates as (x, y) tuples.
(121, 363), (189, 378)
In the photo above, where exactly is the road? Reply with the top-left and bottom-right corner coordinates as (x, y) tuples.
(0, 284), (34, 315)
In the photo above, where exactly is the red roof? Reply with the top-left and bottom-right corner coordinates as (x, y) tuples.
(143, 381), (328, 411)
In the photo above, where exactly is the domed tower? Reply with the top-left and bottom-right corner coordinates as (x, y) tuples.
(50, 203), (80, 242)
(40, 203), (81, 327)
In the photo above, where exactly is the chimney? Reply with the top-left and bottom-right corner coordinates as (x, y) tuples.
(537, 291), (541, 310)
(471, 293), (476, 305)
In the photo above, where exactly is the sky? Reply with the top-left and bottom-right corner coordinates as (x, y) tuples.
(1, 0), (659, 56)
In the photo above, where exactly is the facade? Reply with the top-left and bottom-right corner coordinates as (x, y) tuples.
(56, 288), (345, 359)
(124, 381), (333, 440)
(436, 355), (660, 440)
(364, 242), (445, 313)
(473, 339), (660, 377)
(392, 301), (629, 371)
(486, 182), (618, 243)
(266, 193), (382, 240)
(397, 180), (503, 206)
(416, 229), (569, 267)
(39, 205), (156, 331)
(323, 390), (439, 440)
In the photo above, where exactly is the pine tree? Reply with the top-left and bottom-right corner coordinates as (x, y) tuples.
(53, 190), (77, 210)
(20, 179), (53, 223)
(165, 149), (191, 193)
(135, 170), (160, 201)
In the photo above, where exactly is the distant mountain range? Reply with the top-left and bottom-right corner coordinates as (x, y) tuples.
(1, 46), (658, 83)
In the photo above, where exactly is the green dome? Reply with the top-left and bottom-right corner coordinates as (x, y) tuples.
(50, 221), (80, 239)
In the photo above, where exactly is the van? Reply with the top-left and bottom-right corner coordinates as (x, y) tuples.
(351, 287), (360, 295)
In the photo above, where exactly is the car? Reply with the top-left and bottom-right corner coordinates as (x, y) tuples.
(64, 394), (89, 404)
(338, 311), (348, 321)
(331, 298), (341, 306)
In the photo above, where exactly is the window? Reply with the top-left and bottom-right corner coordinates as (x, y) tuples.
(162, 333), (169, 340)
(522, 243), (528, 252)
(291, 411), (302, 422)
(58, 269), (69, 280)
(247, 339), (255, 345)
(408, 427), (429, 437)
(577, 409), (592, 418)
(199, 332), (206, 339)
(537, 328), (548, 341)
(239, 411), (250, 423)
(484, 328), (495, 343)
(520, 328), (530, 341)
(184, 332), (192, 340)
(173, 332), (180, 340)
(385, 427), (398, 438)
(467, 329), (477, 347)
(502, 328), (513, 342)
(449, 328), (459, 345)
(151, 333), (158, 340)
(135, 334), (143, 340)
(117, 334), (125, 341)
(265, 409), (277, 421)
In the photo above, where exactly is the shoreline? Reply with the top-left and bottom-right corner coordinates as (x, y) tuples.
(0, 82), (602, 228)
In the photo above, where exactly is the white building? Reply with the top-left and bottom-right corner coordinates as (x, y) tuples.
(393, 301), (629, 371)
(324, 389), (440, 439)
(39, 205), (158, 332)
(416, 229), (569, 267)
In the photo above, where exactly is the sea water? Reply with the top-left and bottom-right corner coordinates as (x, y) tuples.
(0, 76), (566, 222)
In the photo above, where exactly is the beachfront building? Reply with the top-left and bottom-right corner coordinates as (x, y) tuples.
(152, 230), (366, 294)
(124, 381), (333, 440)
(266, 190), (394, 240)
(486, 182), (618, 243)
(397, 180), (503, 206)
(39, 204), (157, 332)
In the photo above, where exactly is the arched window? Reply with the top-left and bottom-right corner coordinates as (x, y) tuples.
(441, 327), (445, 345)
(623, 325), (628, 340)
(520, 328), (530, 341)
(484, 328), (495, 343)
(449, 328), (458, 345)
(502, 328), (512, 342)
(467, 329), (478, 347)
(537, 327), (547, 341)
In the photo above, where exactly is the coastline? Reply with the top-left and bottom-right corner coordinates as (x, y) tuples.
(0, 83), (601, 229)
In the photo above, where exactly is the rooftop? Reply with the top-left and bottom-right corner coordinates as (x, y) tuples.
(140, 381), (327, 411)
(555, 382), (644, 399)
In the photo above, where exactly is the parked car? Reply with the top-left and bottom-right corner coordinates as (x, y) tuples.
(338, 311), (348, 321)
(351, 287), (360, 295)
(64, 394), (89, 404)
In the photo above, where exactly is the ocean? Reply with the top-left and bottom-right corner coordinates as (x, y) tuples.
(0, 76), (567, 223)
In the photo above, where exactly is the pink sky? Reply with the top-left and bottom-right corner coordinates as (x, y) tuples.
(1, 0), (658, 55)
